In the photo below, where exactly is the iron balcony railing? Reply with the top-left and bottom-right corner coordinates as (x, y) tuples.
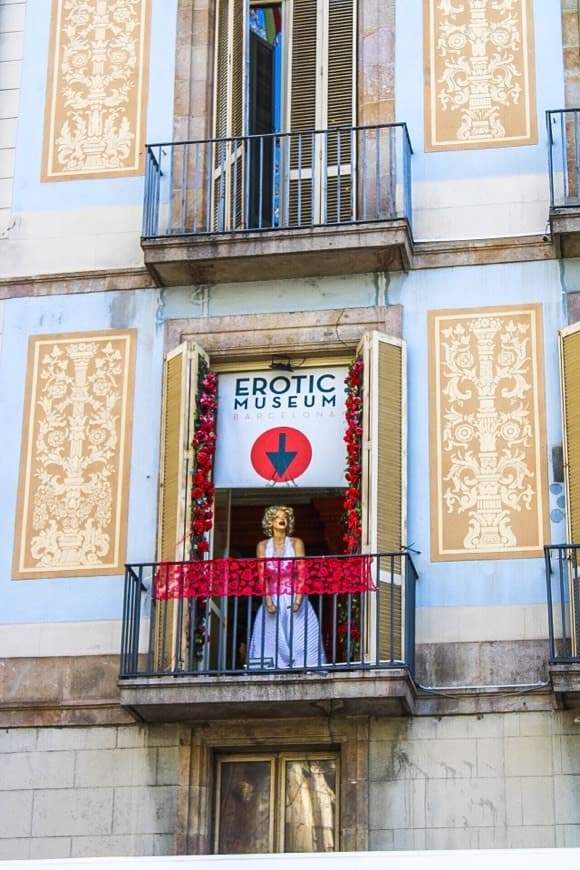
(142, 123), (413, 238)
(546, 109), (580, 209)
(120, 552), (417, 679)
(544, 543), (580, 662)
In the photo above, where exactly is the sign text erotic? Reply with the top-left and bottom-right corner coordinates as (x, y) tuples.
(233, 373), (339, 410)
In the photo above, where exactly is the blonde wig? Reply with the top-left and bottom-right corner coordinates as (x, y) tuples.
(262, 505), (295, 537)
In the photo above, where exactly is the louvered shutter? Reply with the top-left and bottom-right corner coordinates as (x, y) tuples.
(559, 323), (580, 654)
(288, 0), (317, 225)
(358, 331), (407, 662)
(212, 0), (246, 230)
(156, 342), (209, 670)
(325, 0), (355, 223)
(287, 0), (355, 226)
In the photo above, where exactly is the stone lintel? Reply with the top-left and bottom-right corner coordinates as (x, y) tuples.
(168, 304), (402, 359)
(416, 687), (555, 717)
(0, 702), (134, 728)
(0, 655), (132, 728)
(1, 651), (570, 722)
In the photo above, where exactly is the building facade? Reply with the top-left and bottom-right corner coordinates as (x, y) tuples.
(0, 0), (579, 860)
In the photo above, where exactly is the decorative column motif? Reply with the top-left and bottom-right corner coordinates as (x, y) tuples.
(429, 305), (548, 561)
(42, 0), (151, 180)
(424, 0), (536, 151)
(13, 330), (136, 578)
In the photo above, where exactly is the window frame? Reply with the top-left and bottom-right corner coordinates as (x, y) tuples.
(176, 717), (367, 855)
(213, 749), (341, 854)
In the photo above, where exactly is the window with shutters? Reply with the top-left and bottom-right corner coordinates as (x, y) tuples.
(212, 0), (356, 229)
(155, 333), (409, 672)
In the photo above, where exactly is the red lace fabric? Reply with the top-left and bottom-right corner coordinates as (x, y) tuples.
(154, 555), (375, 600)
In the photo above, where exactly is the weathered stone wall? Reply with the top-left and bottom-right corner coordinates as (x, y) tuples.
(369, 711), (580, 850)
(563, 0), (580, 107)
(358, 0), (396, 126)
(1, 711), (579, 860)
(0, 724), (180, 861)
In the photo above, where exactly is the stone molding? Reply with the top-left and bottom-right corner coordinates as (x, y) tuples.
(166, 305), (402, 360)
(0, 656), (133, 728)
(177, 717), (370, 855)
(0, 647), (561, 729)
(567, 290), (580, 325)
(0, 268), (155, 300)
(0, 235), (559, 299)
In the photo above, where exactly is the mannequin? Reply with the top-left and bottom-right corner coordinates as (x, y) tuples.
(248, 505), (326, 668)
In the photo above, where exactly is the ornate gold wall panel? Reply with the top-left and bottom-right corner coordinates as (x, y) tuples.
(42, 0), (151, 181)
(13, 330), (136, 578)
(429, 305), (548, 561)
(424, 0), (537, 151)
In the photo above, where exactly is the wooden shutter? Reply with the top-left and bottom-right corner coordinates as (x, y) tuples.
(287, 0), (355, 226)
(358, 331), (407, 661)
(287, 0), (317, 225)
(559, 323), (580, 654)
(325, 0), (355, 223)
(212, 0), (246, 230)
(156, 342), (209, 670)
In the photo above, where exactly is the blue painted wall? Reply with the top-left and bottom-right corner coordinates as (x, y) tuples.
(0, 258), (569, 624)
(13, 0), (177, 212)
(0, 0), (572, 628)
(396, 0), (565, 181)
(0, 289), (163, 623)
(394, 259), (565, 608)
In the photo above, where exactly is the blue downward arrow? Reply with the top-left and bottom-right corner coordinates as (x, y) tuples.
(266, 433), (298, 477)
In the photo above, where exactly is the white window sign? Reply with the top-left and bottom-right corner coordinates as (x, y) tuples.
(213, 366), (348, 488)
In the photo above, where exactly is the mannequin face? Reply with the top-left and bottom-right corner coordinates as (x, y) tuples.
(272, 509), (288, 533)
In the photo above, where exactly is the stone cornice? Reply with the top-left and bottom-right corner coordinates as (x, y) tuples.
(0, 267), (155, 300)
(413, 233), (557, 269)
(0, 234), (561, 299)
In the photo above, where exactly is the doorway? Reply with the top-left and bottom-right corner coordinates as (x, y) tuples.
(213, 488), (344, 558)
(210, 489), (345, 669)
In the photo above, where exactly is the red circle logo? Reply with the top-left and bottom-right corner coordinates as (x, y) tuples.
(250, 427), (312, 482)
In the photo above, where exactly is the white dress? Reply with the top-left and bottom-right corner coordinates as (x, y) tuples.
(248, 537), (326, 669)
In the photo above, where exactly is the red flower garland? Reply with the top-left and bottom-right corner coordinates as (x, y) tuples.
(339, 356), (364, 662)
(190, 368), (218, 559)
(342, 357), (363, 554)
(189, 364), (218, 662)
